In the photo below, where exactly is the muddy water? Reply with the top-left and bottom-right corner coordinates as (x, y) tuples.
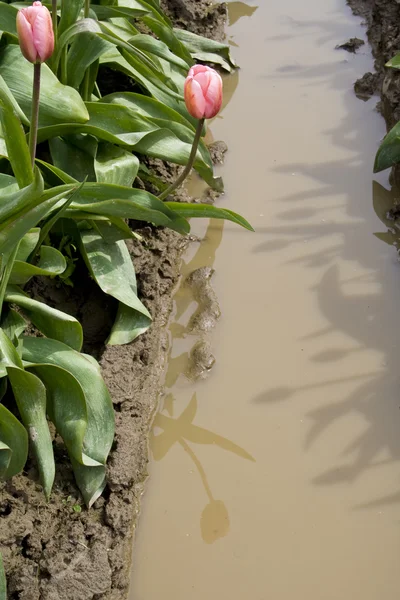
(130, 1), (400, 598)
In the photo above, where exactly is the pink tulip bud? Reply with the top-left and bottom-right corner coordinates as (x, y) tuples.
(184, 65), (223, 120)
(16, 1), (54, 64)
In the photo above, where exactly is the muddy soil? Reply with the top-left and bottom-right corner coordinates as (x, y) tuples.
(0, 2), (227, 599)
(349, 0), (400, 131)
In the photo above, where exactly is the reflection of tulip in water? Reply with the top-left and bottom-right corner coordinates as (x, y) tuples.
(201, 500), (230, 544)
(17, 1), (54, 64)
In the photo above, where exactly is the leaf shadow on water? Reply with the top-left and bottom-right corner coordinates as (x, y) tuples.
(150, 393), (255, 543)
(250, 8), (400, 512)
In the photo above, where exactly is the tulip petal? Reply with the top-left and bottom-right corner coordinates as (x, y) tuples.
(184, 79), (206, 119)
(195, 71), (211, 95)
(16, 11), (38, 63)
(32, 9), (54, 62)
(204, 71), (223, 118)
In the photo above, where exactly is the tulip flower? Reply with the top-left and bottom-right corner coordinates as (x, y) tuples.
(184, 65), (223, 120)
(16, 2), (55, 168)
(16, 1), (54, 64)
(158, 64), (223, 201)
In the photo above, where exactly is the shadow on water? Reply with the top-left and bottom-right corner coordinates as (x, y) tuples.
(251, 10), (400, 510)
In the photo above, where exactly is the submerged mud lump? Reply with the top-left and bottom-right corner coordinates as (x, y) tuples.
(187, 340), (216, 380)
(186, 267), (221, 333)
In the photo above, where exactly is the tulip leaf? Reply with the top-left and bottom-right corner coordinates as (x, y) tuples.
(107, 302), (151, 345)
(5, 285), (83, 352)
(91, 5), (149, 19)
(10, 246), (67, 285)
(21, 336), (115, 507)
(0, 76), (33, 188)
(386, 54), (400, 69)
(67, 33), (114, 89)
(94, 143), (139, 187)
(173, 29), (237, 72)
(0, 403), (28, 480)
(164, 202), (255, 231)
(79, 231), (152, 343)
(0, 45), (89, 126)
(1, 309), (27, 346)
(67, 182), (190, 234)
(89, 218), (135, 243)
(0, 3), (18, 35)
(7, 365), (55, 499)
(127, 34), (190, 70)
(374, 121), (400, 172)
(59, 0), (85, 36)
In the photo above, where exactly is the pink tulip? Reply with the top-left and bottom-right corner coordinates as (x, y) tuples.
(16, 1), (54, 64)
(184, 65), (223, 120)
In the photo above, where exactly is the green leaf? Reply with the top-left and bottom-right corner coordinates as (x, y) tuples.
(50, 135), (96, 182)
(95, 143), (139, 186)
(0, 45), (89, 126)
(5, 285), (83, 352)
(127, 34), (190, 70)
(1, 308), (27, 346)
(7, 365), (55, 499)
(386, 54), (400, 69)
(0, 551), (6, 600)
(107, 302), (151, 345)
(28, 364), (100, 467)
(0, 183), (76, 257)
(164, 202), (255, 231)
(67, 32), (113, 89)
(10, 246), (67, 285)
(173, 29), (237, 72)
(374, 121), (400, 172)
(0, 169), (43, 226)
(90, 217), (135, 243)
(68, 182), (190, 234)
(91, 5), (149, 18)
(16, 228), (40, 262)
(21, 336), (115, 506)
(0, 403), (28, 480)
(0, 3), (18, 35)
(58, 0), (85, 36)
(0, 76), (33, 187)
(79, 231), (152, 343)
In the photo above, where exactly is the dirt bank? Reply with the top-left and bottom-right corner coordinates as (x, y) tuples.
(0, 2), (228, 599)
(348, 0), (400, 131)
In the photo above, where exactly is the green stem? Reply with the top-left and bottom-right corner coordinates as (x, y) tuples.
(0, 243), (20, 320)
(158, 118), (205, 201)
(81, 0), (91, 100)
(28, 63), (41, 170)
(51, 0), (58, 45)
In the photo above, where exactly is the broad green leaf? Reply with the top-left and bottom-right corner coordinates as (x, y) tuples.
(16, 228), (40, 262)
(107, 302), (151, 345)
(90, 218), (134, 243)
(79, 231), (152, 343)
(0, 183), (76, 257)
(28, 364), (100, 467)
(21, 336), (115, 506)
(37, 102), (220, 189)
(386, 55), (400, 69)
(0, 3), (18, 35)
(50, 136), (96, 182)
(91, 5), (149, 18)
(94, 143), (139, 186)
(1, 309), (27, 345)
(374, 121), (400, 172)
(5, 285), (83, 351)
(68, 182), (190, 234)
(54, 18), (103, 69)
(0, 174), (18, 195)
(173, 29), (237, 72)
(10, 246), (67, 285)
(67, 33), (113, 89)
(127, 34), (190, 70)
(142, 15), (193, 65)
(0, 169), (43, 225)
(0, 76), (33, 187)
(0, 75), (30, 126)
(7, 365), (55, 499)
(165, 202), (255, 231)
(0, 403), (28, 480)
(58, 0), (85, 36)
(37, 159), (79, 185)
(0, 551), (6, 600)
(0, 45), (89, 126)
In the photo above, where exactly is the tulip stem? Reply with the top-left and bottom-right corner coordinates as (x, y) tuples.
(51, 0), (57, 43)
(84, 0), (90, 17)
(28, 63), (41, 169)
(158, 118), (205, 201)
(81, 0), (91, 100)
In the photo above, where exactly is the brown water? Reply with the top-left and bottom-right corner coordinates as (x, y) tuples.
(130, 1), (400, 598)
